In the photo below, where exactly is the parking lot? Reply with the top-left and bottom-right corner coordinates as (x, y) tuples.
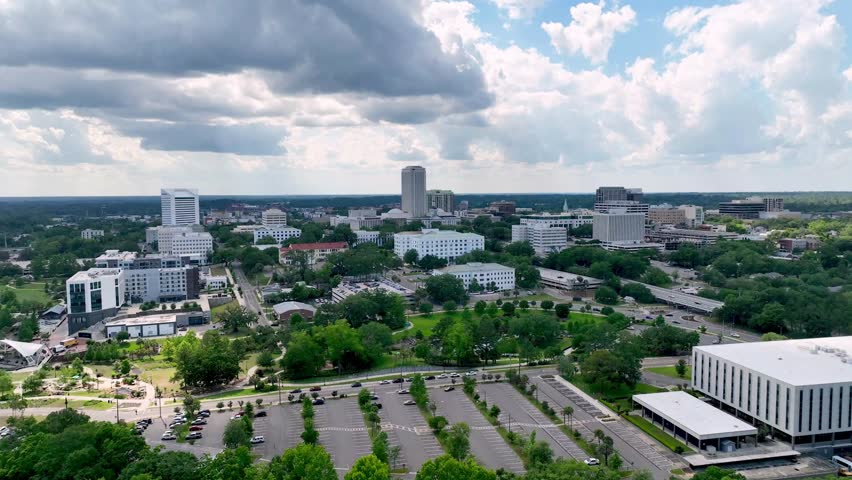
(431, 386), (525, 475)
(477, 382), (586, 461)
(314, 397), (373, 471)
(377, 388), (444, 474)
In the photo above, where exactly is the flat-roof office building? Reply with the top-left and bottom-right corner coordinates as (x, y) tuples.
(692, 337), (852, 448)
(161, 188), (200, 226)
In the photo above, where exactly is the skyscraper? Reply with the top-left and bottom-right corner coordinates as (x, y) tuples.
(161, 188), (200, 226)
(427, 189), (455, 212)
(401, 166), (426, 217)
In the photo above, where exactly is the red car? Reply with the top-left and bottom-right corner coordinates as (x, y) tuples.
(189, 425), (204, 431)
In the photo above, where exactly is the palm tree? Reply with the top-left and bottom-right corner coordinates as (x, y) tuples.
(594, 428), (605, 445)
(562, 405), (574, 430)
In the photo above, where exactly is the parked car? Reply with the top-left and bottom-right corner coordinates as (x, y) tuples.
(379, 380), (391, 385)
(403, 399), (416, 406)
(254, 410), (267, 418)
(198, 410), (211, 417)
(437, 374), (448, 379)
(370, 394), (379, 400)
(309, 386), (322, 392)
(371, 402), (382, 410)
(391, 378), (404, 384)
(425, 375), (436, 380)
(251, 435), (265, 444)
(161, 433), (177, 441)
(584, 458), (600, 466)
(312, 397), (326, 405)
(351, 382), (362, 388)
(290, 388), (303, 394)
(189, 425), (204, 432)
(444, 386), (455, 392)
(191, 419), (207, 425)
(230, 413), (243, 420)
(186, 431), (202, 440)
(397, 389), (409, 394)
(449, 373), (460, 378)
(731, 333), (741, 338)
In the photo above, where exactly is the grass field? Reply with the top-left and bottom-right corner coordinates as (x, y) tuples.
(2, 283), (54, 304)
(210, 265), (228, 276)
(210, 301), (235, 322)
(625, 414), (692, 453)
(646, 365), (692, 380)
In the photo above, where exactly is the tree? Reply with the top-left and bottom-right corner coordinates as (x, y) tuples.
(608, 453), (623, 471)
(223, 419), (251, 448)
(474, 301), (487, 315)
(116, 331), (131, 343)
(22, 374), (44, 395)
(371, 431), (390, 463)
(257, 350), (276, 368)
(199, 446), (260, 479)
(183, 394), (201, 419)
(501, 302), (515, 316)
(403, 249), (419, 266)
(515, 263), (541, 289)
(425, 274), (468, 304)
(442, 300), (457, 312)
(415, 455), (496, 480)
(525, 431), (554, 468)
(594, 286), (618, 305)
(409, 374), (428, 407)
(359, 322), (394, 365)
(174, 331), (242, 388)
(554, 303), (570, 319)
(446, 423), (471, 460)
(640, 267), (672, 287)
(265, 443), (337, 480)
(117, 449), (200, 480)
(675, 359), (688, 378)
(282, 332), (326, 379)
(345, 454), (391, 480)
(691, 466), (747, 480)
(0, 371), (13, 399)
(218, 304), (255, 333)
(419, 302), (433, 315)
(562, 405), (574, 429)
(418, 254), (448, 270)
(540, 300), (554, 311)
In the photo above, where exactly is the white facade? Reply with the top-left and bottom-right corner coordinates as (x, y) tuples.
(81, 229), (104, 240)
(593, 210), (646, 244)
(401, 166), (427, 218)
(354, 230), (383, 246)
(253, 227), (301, 244)
(66, 269), (126, 315)
(692, 337), (852, 442)
(511, 224), (568, 256)
(167, 231), (213, 265)
(393, 229), (484, 262)
(436, 262), (515, 291)
(261, 208), (288, 227)
(518, 212), (594, 229)
(678, 205), (705, 228)
(161, 188), (200, 226)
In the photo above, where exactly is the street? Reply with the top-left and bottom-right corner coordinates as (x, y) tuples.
(230, 262), (269, 326)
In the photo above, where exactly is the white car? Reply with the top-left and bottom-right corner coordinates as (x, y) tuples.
(403, 399), (416, 406)
(380, 380), (391, 385)
(397, 389), (410, 394)
(437, 374), (448, 379)
(250, 435), (265, 444)
(731, 333), (741, 338)
(161, 433), (177, 441)
(584, 458), (600, 466)
(449, 373), (461, 378)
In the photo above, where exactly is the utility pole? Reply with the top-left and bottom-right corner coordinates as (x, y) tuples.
(115, 397), (120, 423)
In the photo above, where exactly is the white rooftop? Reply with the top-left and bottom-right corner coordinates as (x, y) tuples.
(536, 267), (602, 285)
(0, 339), (45, 357)
(695, 336), (852, 386)
(105, 314), (178, 326)
(96, 250), (138, 261)
(440, 262), (514, 274)
(68, 268), (122, 282)
(162, 188), (198, 197)
(272, 301), (317, 315)
(634, 392), (757, 440)
(395, 229), (482, 239)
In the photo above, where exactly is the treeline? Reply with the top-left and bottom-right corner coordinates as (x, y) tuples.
(280, 320), (393, 379)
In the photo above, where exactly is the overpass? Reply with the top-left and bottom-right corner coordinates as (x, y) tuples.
(623, 280), (724, 314)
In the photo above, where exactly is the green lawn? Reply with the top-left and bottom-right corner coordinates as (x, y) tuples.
(646, 366), (692, 381)
(2, 283), (54, 304)
(625, 414), (692, 453)
(210, 301), (235, 322)
(210, 265), (228, 276)
(393, 314), (441, 340)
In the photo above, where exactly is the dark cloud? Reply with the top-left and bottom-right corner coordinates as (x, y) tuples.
(117, 121), (286, 155)
(0, 0), (489, 101)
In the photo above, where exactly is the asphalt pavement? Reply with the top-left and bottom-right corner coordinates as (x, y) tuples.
(231, 263), (269, 326)
(314, 397), (373, 471)
(377, 389), (444, 474)
(431, 386), (526, 475)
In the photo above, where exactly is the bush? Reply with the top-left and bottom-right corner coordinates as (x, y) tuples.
(428, 416), (448, 433)
(554, 303), (570, 319)
(600, 306), (614, 315)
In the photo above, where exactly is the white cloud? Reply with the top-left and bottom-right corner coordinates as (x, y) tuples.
(490, 0), (547, 20)
(542, 1), (636, 64)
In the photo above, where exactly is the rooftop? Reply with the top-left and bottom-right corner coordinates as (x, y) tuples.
(655, 228), (740, 238)
(395, 229), (483, 239)
(162, 188), (198, 197)
(96, 250), (138, 262)
(0, 339), (46, 358)
(695, 336), (852, 386)
(280, 241), (347, 252)
(68, 268), (123, 282)
(334, 280), (414, 297)
(105, 314), (178, 326)
(633, 391), (758, 440)
(272, 301), (317, 315)
(536, 267), (602, 285)
(439, 262), (514, 274)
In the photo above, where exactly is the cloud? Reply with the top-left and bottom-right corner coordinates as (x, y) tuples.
(116, 121), (287, 155)
(490, 0), (547, 20)
(542, 1), (636, 64)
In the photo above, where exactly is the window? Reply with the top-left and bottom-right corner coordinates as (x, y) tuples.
(808, 389), (814, 432)
(818, 388), (824, 431)
(798, 390), (804, 432)
(785, 388), (790, 430)
(756, 377), (761, 417)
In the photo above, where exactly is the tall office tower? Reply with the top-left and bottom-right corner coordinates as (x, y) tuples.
(401, 166), (427, 217)
(161, 188), (200, 226)
(593, 210), (646, 244)
(262, 208), (288, 227)
(426, 189), (456, 212)
(594, 186), (649, 215)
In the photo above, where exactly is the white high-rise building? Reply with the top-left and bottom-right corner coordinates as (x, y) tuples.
(593, 210), (646, 244)
(161, 188), (200, 226)
(262, 208), (288, 227)
(678, 205), (705, 228)
(394, 229), (484, 262)
(253, 227), (302, 245)
(66, 268), (126, 334)
(401, 166), (427, 218)
(511, 224), (568, 256)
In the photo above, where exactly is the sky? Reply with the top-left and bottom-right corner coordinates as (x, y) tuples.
(1, 0), (852, 196)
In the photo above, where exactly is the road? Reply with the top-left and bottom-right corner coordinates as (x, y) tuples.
(621, 279), (724, 314)
(377, 389), (444, 474)
(231, 262), (269, 326)
(477, 382), (586, 460)
(431, 386), (526, 475)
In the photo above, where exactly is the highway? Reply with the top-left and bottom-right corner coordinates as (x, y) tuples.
(621, 279), (724, 314)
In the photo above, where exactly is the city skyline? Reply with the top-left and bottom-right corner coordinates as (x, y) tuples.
(1, 0), (852, 195)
